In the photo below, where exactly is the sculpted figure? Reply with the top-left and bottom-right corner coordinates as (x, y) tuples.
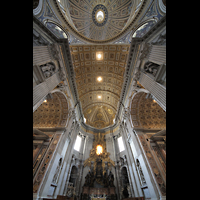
(40, 63), (55, 78)
(144, 62), (159, 76)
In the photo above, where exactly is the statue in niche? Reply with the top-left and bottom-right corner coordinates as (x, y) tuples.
(40, 63), (55, 78)
(127, 184), (131, 197)
(144, 61), (159, 77)
(122, 185), (129, 198)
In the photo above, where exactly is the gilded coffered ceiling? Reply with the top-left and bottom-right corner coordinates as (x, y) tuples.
(58, 0), (143, 41)
(33, 92), (68, 128)
(70, 44), (130, 129)
(130, 92), (166, 129)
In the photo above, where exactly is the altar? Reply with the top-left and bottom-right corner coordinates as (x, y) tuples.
(81, 133), (117, 200)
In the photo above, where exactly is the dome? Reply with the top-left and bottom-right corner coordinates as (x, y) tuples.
(59, 0), (143, 42)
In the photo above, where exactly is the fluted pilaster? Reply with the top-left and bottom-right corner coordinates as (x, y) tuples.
(139, 72), (166, 111)
(148, 45), (166, 65)
(33, 45), (52, 66)
(33, 72), (61, 112)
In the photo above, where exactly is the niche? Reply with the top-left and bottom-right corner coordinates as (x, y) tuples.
(121, 167), (130, 198)
(69, 166), (78, 187)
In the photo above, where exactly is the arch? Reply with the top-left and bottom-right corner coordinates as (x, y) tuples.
(33, 0), (43, 16)
(33, 90), (69, 128)
(44, 21), (69, 39)
(69, 165), (78, 187)
(130, 92), (166, 129)
(120, 166), (130, 198)
(132, 19), (157, 38)
(157, 0), (166, 14)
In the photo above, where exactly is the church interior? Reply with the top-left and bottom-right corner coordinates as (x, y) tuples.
(33, 0), (166, 200)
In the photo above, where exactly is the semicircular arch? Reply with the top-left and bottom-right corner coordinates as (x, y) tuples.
(132, 19), (157, 38)
(44, 20), (69, 39)
(130, 91), (166, 129)
(33, 90), (69, 128)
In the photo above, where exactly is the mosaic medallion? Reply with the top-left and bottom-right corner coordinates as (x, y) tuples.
(92, 4), (108, 27)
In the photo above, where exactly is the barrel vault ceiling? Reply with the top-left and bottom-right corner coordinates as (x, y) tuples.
(70, 44), (130, 129)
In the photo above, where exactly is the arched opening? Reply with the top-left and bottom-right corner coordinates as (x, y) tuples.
(33, 0), (39, 9)
(33, 91), (69, 128)
(121, 167), (130, 198)
(69, 166), (78, 188)
(46, 22), (68, 39)
(130, 92), (166, 129)
(132, 20), (156, 38)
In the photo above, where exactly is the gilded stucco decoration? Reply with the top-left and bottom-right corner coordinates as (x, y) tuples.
(33, 92), (68, 128)
(84, 133), (115, 176)
(131, 92), (166, 129)
(85, 105), (115, 129)
(58, 0), (143, 41)
(70, 44), (130, 129)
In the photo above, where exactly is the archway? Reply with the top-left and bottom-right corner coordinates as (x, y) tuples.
(130, 92), (166, 129)
(121, 167), (130, 198)
(69, 166), (78, 187)
(33, 91), (69, 128)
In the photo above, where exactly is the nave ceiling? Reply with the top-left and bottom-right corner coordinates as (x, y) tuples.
(70, 44), (130, 129)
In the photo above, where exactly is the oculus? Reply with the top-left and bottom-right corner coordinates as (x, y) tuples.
(92, 4), (108, 27)
(96, 10), (104, 22)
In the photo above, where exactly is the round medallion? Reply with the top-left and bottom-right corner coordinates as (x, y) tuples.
(92, 4), (108, 27)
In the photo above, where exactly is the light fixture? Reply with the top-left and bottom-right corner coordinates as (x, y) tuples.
(96, 145), (103, 155)
(98, 95), (102, 99)
(43, 99), (47, 103)
(153, 99), (156, 103)
(96, 52), (103, 60)
(97, 77), (102, 82)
